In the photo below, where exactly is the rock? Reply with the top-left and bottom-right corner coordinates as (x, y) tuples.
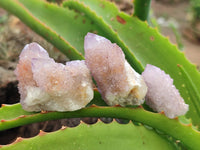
(84, 33), (147, 106)
(142, 64), (188, 118)
(15, 42), (94, 112)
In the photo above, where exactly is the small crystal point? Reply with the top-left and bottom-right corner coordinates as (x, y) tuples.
(142, 64), (189, 118)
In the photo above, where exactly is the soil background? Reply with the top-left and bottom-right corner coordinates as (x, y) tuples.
(0, 0), (199, 145)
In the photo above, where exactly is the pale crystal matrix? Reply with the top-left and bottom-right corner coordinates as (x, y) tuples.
(142, 64), (189, 118)
(15, 43), (94, 112)
(84, 33), (147, 106)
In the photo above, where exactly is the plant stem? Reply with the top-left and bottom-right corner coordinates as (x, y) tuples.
(133, 0), (152, 23)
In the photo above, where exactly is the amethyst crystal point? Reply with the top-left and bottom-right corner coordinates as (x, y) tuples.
(14, 43), (50, 105)
(84, 33), (147, 106)
(142, 64), (189, 118)
(15, 43), (94, 112)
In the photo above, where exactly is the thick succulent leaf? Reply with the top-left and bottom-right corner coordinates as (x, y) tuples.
(0, 0), (200, 137)
(0, 121), (177, 150)
(0, 1), (199, 149)
(63, 0), (200, 127)
(0, 104), (200, 149)
(0, 104), (35, 121)
(0, 0), (106, 60)
(1, 0), (200, 125)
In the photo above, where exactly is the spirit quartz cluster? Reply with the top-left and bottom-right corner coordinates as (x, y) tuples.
(15, 33), (188, 118)
(142, 64), (189, 118)
(84, 33), (147, 106)
(15, 43), (93, 111)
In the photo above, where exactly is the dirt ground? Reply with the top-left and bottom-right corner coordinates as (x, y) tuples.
(152, 0), (200, 66)
(0, 0), (199, 145)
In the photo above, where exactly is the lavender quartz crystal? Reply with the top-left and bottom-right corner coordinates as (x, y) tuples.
(142, 64), (189, 118)
(84, 33), (147, 106)
(15, 43), (94, 112)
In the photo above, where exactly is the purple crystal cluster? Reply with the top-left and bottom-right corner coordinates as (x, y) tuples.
(84, 33), (147, 106)
(15, 43), (93, 112)
(142, 64), (189, 118)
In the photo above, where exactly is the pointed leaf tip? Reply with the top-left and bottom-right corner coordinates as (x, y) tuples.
(39, 130), (46, 136)
(1, 104), (6, 107)
(160, 111), (165, 115)
(13, 137), (23, 144)
(174, 117), (179, 120)
(19, 115), (26, 118)
(40, 110), (49, 114)
(138, 105), (144, 109)
(93, 87), (98, 92)
(90, 104), (98, 107)
(61, 126), (67, 130)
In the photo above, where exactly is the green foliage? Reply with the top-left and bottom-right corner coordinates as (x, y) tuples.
(0, 121), (177, 150)
(0, 0), (200, 149)
(133, 0), (152, 22)
(191, 0), (200, 20)
(65, 0), (200, 126)
(1, 104), (200, 149)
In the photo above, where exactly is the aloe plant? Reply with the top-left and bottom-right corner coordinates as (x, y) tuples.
(0, 0), (200, 149)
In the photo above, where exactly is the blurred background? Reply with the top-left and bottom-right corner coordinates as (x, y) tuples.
(0, 0), (199, 145)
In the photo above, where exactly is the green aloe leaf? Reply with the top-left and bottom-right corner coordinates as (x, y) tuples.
(0, 104), (200, 149)
(0, 0), (106, 60)
(0, 0), (199, 146)
(1, 0), (199, 125)
(0, 121), (177, 150)
(63, 0), (200, 127)
(0, 0), (199, 149)
(1, 0), (199, 124)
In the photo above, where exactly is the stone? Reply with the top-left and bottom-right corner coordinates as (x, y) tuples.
(142, 64), (189, 118)
(15, 42), (94, 112)
(84, 33), (147, 106)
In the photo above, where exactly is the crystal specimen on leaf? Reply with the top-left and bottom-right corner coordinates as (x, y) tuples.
(142, 64), (189, 118)
(15, 42), (94, 112)
(84, 33), (147, 106)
